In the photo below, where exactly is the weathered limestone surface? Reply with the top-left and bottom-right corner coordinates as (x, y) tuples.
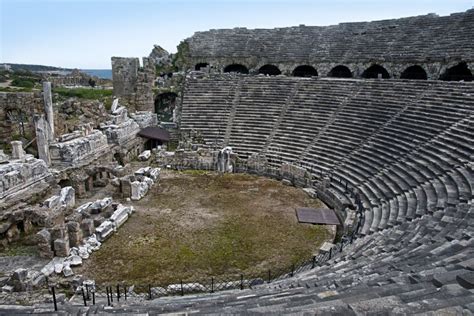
(34, 114), (52, 166)
(0, 155), (52, 202)
(111, 57), (154, 112)
(217, 147), (234, 173)
(0, 92), (43, 147)
(42, 82), (54, 141)
(49, 130), (109, 167)
(130, 111), (158, 128)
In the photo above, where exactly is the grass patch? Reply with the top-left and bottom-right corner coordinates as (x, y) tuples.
(53, 87), (113, 100)
(0, 86), (34, 93)
(79, 172), (333, 285)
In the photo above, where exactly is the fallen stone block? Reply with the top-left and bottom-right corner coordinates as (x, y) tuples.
(81, 219), (95, 236)
(85, 234), (101, 251)
(54, 238), (70, 257)
(131, 181), (149, 201)
(60, 186), (75, 209)
(90, 197), (113, 214)
(63, 265), (74, 277)
(76, 202), (92, 214)
(149, 168), (160, 181)
(110, 205), (130, 229)
(43, 195), (61, 209)
(78, 245), (90, 259)
(95, 220), (114, 241)
(9, 268), (29, 292)
(65, 255), (83, 267)
(138, 150), (151, 161)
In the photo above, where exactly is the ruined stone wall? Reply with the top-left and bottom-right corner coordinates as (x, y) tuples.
(111, 57), (155, 112)
(183, 9), (474, 78)
(0, 156), (54, 211)
(0, 92), (43, 148)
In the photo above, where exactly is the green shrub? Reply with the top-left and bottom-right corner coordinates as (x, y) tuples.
(11, 78), (35, 88)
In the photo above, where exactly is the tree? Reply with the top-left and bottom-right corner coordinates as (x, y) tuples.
(88, 78), (96, 88)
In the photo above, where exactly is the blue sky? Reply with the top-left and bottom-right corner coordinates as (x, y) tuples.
(1, 0), (473, 69)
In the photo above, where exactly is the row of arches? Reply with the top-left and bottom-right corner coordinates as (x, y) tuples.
(196, 62), (473, 81)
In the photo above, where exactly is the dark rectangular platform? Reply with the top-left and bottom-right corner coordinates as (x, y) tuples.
(296, 207), (340, 225)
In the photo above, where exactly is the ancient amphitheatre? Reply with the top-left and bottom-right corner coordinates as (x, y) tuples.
(0, 3), (473, 315)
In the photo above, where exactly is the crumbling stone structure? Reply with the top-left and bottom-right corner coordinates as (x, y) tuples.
(46, 69), (109, 87)
(182, 9), (474, 79)
(111, 57), (155, 112)
(0, 92), (43, 148)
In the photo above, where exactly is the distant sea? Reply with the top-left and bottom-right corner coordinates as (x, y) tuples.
(81, 69), (112, 80)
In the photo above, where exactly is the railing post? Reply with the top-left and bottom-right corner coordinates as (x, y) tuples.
(92, 291), (96, 305)
(240, 274), (244, 290)
(109, 286), (113, 302)
(312, 256), (316, 269)
(148, 284), (152, 300)
(106, 286), (109, 306)
(81, 287), (87, 306)
(116, 284), (120, 302)
(268, 270), (271, 283)
(291, 264), (295, 277)
(329, 248), (332, 260)
(85, 284), (90, 300)
(124, 284), (127, 300)
(51, 286), (58, 312)
(211, 277), (214, 293)
(180, 280), (184, 296)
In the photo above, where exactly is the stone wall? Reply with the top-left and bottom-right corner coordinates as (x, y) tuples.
(0, 92), (43, 148)
(183, 9), (474, 78)
(111, 57), (155, 112)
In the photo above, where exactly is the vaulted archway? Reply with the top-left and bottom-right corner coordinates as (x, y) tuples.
(361, 65), (390, 79)
(440, 62), (473, 82)
(258, 64), (281, 76)
(292, 65), (318, 77)
(401, 65), (427, 80)
(155, 92), (177, 122)
(328, 65), (352, 78)
(223, 64), (249, 74)
(195, 63), (209, 71)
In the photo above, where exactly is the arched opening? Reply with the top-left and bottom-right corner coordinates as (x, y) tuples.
(195, 63), (209, 71)
(155, 92), (177, 122)
(400, 65), (427, 80)
(58, 179), (72, 188)
(223, 64), (249, 74)
(258, 64), (281, 76)
(361, 64), (390, 79)
(292, 65), (318, 77)
(440, 62), (473, 82)
(328, 65), (352, 78)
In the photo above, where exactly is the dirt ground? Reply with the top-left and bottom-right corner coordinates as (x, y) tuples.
(78, 170), (335, 285)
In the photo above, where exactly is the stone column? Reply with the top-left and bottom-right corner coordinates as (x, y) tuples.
(11, 141), (25, 160)
(34, 114), (51, 166)
(42, 81), (55, 141)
